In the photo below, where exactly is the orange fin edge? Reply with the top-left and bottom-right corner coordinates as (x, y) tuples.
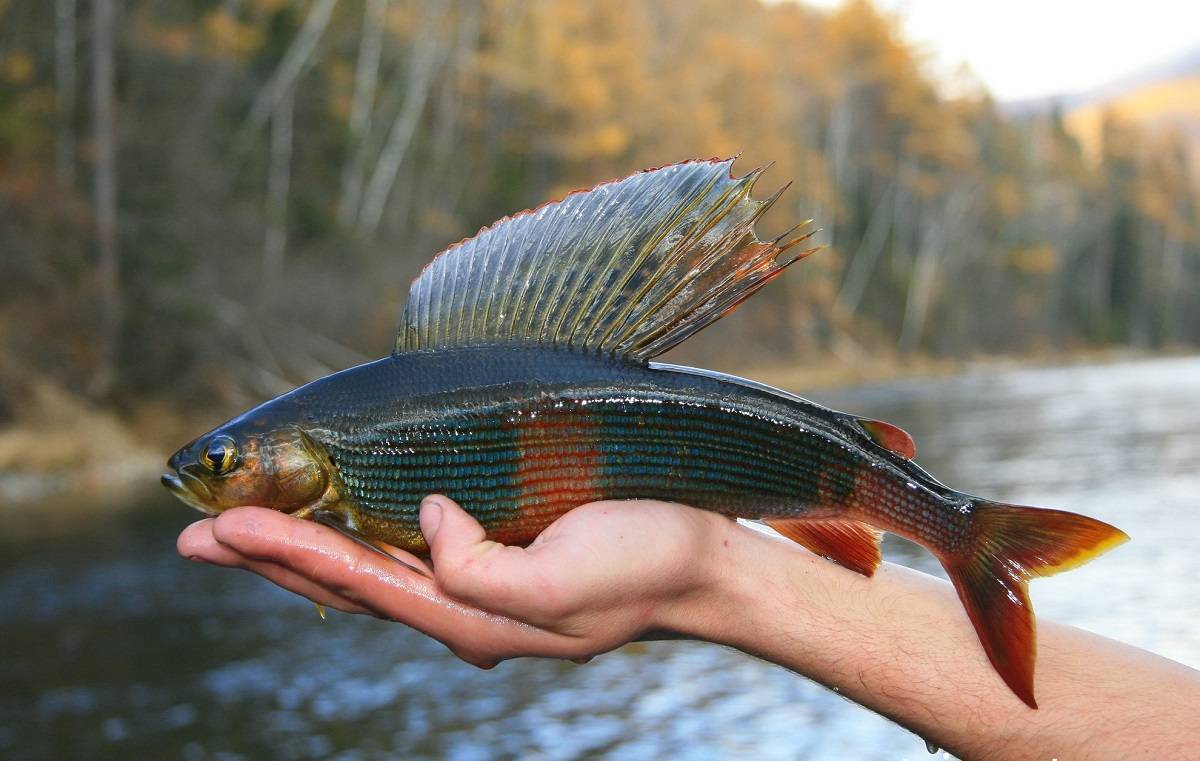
(764, 518), (883, 577)
(939, 502), (1129, 709)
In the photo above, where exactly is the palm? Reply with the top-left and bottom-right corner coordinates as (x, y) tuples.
(177, 497), (722, 667)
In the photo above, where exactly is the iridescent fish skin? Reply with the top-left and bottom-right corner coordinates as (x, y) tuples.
(173, 346), (957, 551)
(165, 159), (1126, 709)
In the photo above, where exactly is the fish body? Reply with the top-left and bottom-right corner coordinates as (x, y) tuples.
(342, 349), (906, 551)
(180, 344), (964, 553)
(165, 159), (1126, 708)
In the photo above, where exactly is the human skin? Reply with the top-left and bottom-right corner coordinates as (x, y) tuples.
(177, 497), (1200, 761)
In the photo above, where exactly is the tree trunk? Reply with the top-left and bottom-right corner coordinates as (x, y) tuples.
(836, 179), (898, 316)
(261, 88), (295, 305)
(357, 0), (447, 237)
(236, 0), (338, 144)
(897, 186), (977, 354)
(897, 208), (942, 355)
(337, 0), (389, 227)
(404, 0), (479, 246)
(55, 0), (77, 186)
(90, 0), (120, 397)
(1159, 226), (1183, 344)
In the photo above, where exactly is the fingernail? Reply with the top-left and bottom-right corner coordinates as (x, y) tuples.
(420, 496), (444, 540)
(186, 555), (208, 564)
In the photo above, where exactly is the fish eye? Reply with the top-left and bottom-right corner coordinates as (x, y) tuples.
(199, 435), (239, 475)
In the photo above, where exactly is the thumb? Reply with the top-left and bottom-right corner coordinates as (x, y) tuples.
(420, 495), (533, 612)
(420, 494), (486, 550)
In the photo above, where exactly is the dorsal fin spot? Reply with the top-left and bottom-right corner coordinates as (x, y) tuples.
(394, 158), (818, 360)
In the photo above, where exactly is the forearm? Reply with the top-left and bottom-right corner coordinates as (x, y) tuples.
(666, 516), (1200, 760)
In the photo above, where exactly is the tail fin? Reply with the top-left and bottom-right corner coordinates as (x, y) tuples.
(938, 501), (1128, 708)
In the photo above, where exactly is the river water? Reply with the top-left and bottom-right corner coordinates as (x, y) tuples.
(2, 356), (1198, 760)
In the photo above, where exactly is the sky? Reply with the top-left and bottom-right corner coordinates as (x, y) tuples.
(800, 0), (1200, 102)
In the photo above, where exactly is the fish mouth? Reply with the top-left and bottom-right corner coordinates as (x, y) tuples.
(161, 472), (218, 516)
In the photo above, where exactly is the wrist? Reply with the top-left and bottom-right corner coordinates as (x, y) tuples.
(653, 514), (820, 649)
(654, 514), (880, 683)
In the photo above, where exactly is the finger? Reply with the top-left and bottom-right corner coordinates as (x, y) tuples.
(208, 507), (584, 663)
(177, 518), (220, 561)
(420, 495), (574, 624)
(179, 517), (372, 615)
(242, 558), (374, 616)
(211, 507), (431, 581)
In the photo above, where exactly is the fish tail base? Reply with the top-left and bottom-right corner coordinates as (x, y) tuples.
(938, 501), (1128, 709)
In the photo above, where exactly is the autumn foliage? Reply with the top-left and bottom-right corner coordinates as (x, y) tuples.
(0, 0), (1197, 415)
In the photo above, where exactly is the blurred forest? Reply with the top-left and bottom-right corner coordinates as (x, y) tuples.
(1, 0), (1198, 454)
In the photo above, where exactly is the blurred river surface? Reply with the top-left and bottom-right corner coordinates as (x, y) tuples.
(2, 356), (1198, 761)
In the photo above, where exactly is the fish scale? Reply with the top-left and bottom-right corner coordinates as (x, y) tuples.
(166, 158), (1127, 708)
(331, 392), (820, 520)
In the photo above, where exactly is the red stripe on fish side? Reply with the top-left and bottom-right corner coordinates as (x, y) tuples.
(488, 403), (604, 545)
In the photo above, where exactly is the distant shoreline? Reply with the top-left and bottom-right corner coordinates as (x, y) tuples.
(747, 345), (1192, 395)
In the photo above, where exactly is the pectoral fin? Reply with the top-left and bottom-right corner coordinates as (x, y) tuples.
(317, 512), (431, 579)
(292, 507), (431, 580)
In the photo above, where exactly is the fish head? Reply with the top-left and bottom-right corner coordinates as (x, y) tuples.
(163, 418), (330, 516)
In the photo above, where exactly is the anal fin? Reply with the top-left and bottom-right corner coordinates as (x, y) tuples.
(764, 518), (883, 576)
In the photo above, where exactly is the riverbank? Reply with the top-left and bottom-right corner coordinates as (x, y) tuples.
(2, 347), (1190, 515)
(0, 381), (166, 511)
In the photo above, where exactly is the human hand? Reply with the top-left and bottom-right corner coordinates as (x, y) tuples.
(176, 496), (735, 667)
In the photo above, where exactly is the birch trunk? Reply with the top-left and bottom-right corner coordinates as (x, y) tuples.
(55, 0), (77, 186)
(1160, 226), (1183, 344)
(836, 179), (897, 316)
(337, 0), (389, 227)
(91, 0), (120, 397)
(262, 88), (295, 305)
(357, 0), (447, 236)
(897, 186), (977, 354)
(237, 0), (338, 143)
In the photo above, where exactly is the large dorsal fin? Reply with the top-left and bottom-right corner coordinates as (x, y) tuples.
(395, 158), (817, 359)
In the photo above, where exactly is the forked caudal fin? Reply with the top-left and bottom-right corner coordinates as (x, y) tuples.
(938, 501), (1128, 708)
